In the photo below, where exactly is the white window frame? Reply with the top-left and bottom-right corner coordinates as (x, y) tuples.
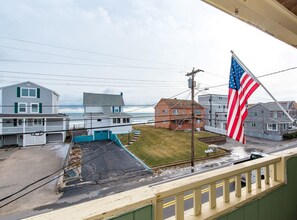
(30, 103), (39, 113)
(18, 102), (27, 113)
(21, 87), (37, 98)
(113, 106), (120, 113)
(173, 109), (178, 115)
(267, 123), (278, 131)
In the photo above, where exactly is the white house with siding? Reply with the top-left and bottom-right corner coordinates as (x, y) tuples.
(83, 92), (132, 139)
(0, 81), (69, 147)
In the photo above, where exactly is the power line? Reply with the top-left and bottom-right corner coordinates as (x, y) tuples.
(0, 139), (122, 208)
(0, 59), (183, 72)
(0, 79), (185, 89)
(0, 113), (194, 124)
(0, 75), (184, 87)
(0, 116), (192, 207)
(0, 90), (197, 206)
(125, 89), (191, 113)
(0, 35), (192, 68)
(0, 46), (184, 73)
(205, 66), (297, 90)
(2, 116), (192, 136)
(0, 70), (184, 84)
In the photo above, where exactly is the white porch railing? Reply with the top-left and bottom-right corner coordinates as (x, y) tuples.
(25, 153), (289, 220)
(1, 125), (63, 134)
(46, 126), (64, 132)
(204, 125), (227, 136)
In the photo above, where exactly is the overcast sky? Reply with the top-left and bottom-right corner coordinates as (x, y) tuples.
(0, 0), (296, 112)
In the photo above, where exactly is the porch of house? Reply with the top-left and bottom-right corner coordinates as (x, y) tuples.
(26, 147), (297, 220)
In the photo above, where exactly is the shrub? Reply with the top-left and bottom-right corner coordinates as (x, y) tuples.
(283, 132), (297, 140)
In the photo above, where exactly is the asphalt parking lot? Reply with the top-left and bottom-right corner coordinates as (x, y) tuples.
(0, 142), (70, 217)
(79, 140), (151, 183)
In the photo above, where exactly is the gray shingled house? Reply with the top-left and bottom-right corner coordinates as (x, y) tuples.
(245, 102), (297, 141)
(83, 92), (132, 140)
(0, 81), (69, 147)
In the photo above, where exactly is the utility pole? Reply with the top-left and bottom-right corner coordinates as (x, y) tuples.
(186, 68), (204, 173)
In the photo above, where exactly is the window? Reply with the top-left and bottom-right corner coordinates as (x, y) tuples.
(277, 112), (284, 118)
(97, 119), (102, 122)
(18, 103), (27, 113)
(27, 119), (34, 126)
(267, 123), (278, 131)
(163, 109), (168, 114)
(173, 109), (178, 115)
(251, 122), (256, 127)
(21, 88), (37, 98)
(219, 97), (222, 100)
(126, 118), (130, 123)
(195, 110), (201, 115)
(123, 118), (127, 123)
(112, 118), (121, 124)
(31, 103), (39, 113)
(18, 119), (23, 126)
(112, 106), (121, 113)
(253, 112), (258, 116)
(34, 119), (42, 125)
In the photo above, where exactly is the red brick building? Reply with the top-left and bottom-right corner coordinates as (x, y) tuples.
(154, 98), (205, 130)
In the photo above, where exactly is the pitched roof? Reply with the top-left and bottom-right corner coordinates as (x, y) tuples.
(257, 102), (295, 111)
(83, 92), (124, 106)
(0, 81), (60, 96)
(157, 98), (204, 109)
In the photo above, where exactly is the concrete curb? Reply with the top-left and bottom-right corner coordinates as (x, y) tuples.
(114, 134), (152, 172)
(55, 143), (72, 194)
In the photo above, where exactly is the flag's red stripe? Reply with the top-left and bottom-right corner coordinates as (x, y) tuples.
(227, 70), (259, 144)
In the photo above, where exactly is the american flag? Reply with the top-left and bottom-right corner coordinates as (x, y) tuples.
(227, 57), (259, 144)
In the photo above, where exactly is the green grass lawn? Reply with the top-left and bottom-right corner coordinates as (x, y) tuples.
(118, 125), (224, 167)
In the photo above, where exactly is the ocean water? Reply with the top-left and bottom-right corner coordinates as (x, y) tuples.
(66, 112), (154, 128)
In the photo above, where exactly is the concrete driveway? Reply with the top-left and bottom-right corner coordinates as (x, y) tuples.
(79, 141), (150, 183)
(0, 142), (69, 217)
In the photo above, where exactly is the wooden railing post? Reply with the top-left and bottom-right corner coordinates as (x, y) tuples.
(193, 187), (201, 216)
(223, 178), (230, 203)
(175, 194), (184, 220)
(246, 171), (252, 193)
(235, 175), (241, 197)
(265, 165), (270, 185)
(209, 183), (216, 209)
(256, 168), (261, 188)
(156, 199), (163, 220)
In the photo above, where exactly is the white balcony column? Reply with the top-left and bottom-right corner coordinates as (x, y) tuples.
(23, 118), (26, 147)
(0, 118), (2, 134)
(44, 118), (47, 143)
(63, 118), (66, 130)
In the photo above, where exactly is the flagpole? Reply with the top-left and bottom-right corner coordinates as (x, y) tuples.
(231, 50), (296, 125)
